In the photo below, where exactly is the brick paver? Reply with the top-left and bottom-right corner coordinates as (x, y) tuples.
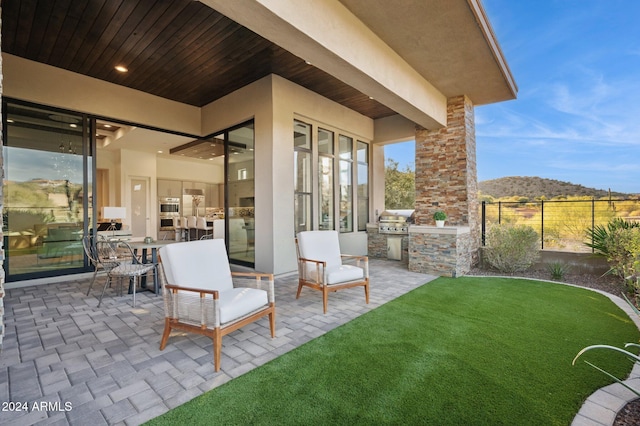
(1, 259), (430, 425)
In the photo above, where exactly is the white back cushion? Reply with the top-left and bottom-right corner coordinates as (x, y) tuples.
(297, 231), (342, 269)
(160, 239), (233, 291)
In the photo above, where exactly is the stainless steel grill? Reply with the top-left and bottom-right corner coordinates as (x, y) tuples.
(378, 210), (414, 234)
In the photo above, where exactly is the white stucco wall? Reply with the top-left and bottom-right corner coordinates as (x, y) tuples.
(2, 54), (201, 135)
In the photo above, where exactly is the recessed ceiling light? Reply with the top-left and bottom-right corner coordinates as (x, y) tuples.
(369, 96), (374, 100)
(69, 123), (77, 128)
(115, 65), (128, 73)
(305, 60), (312, 65)
(104, 124), (112, 128)
(7, 119), (14, 123)
(157, 150), (163, 154)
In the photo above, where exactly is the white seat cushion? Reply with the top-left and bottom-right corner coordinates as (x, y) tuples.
(326, 264), (364, 285)
(219, 288), (268, 324)
(174, 287), (269, 326)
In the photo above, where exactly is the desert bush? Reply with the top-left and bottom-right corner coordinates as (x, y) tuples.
(484, 224), (540, 273)
(585, 218), (640, 256)
(603, 227), (640, 282)
(547, 261), (571, 281)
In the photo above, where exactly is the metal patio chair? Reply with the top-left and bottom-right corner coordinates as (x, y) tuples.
(94, 240), (156, 307)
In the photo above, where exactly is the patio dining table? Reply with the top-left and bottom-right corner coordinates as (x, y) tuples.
(129, 240), (176, 294)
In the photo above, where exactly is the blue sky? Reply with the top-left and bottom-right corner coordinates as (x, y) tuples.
(385, 0), (640, 194)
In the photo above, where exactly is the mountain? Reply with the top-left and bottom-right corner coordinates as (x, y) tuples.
(478, 176), (629, 199)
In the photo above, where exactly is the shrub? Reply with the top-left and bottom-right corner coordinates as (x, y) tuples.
(547, 261), (571, 281)
(585, 218), (640, 256)
(484, 224), (540, 273)
(603, 227), (640, 284)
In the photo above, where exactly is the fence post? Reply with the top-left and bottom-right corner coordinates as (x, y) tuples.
(481, 201), (486, 246)
(541, 200), (544, 250)
(591, 198), (595, 253)
(498, 201), (501, 224)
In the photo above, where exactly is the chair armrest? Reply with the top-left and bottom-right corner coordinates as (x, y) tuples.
(341, 254), (368, 261)
(340, 254), (369, 278)
(298, 257), (327, 266)
(297, 257), (327, 284)
(164, 284), (220, 298)
(163, 284), (221, 327)
(231, 272), (275, 304)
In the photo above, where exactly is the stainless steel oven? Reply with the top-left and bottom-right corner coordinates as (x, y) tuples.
(159, 197), (180, 230)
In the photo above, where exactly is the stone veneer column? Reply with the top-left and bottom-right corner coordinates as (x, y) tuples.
(410, 95), (479, 275)
(0, 5), (4, 352)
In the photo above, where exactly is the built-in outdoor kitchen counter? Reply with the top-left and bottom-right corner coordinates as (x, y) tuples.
(366, 210), (414, 263)
(367, 210), (472, 277)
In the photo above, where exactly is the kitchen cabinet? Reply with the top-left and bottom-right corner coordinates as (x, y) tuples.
(205, 183), (220, 207)
(157, 179), (182, 197)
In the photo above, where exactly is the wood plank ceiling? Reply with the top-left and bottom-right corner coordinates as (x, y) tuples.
(2, 0), (397, 120)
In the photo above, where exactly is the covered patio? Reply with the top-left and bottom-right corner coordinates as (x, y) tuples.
(0, 259), (432, 425)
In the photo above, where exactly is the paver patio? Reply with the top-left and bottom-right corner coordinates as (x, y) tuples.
(0, 259), (432, 425)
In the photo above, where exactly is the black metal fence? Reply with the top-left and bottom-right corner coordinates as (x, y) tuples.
(481, 198), (640, 252)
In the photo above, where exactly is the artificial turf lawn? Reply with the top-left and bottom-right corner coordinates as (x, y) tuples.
(148, 277), (640, 425)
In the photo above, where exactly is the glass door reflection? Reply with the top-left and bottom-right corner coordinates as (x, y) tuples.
(226, 122), (255, 265)
(3, 101), (89, 279)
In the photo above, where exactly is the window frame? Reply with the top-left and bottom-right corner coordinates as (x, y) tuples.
(293, 117), (370, 235)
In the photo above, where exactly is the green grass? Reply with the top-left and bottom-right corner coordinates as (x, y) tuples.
(148, 277), (640, 425)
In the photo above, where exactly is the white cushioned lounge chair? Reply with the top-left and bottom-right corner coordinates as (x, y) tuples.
(158, 239), (275, 371)
(295, 230), (369, 314)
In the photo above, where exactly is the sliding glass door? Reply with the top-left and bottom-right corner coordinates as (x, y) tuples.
(225, 121), (255, 265)
(3, 100), (92, 280)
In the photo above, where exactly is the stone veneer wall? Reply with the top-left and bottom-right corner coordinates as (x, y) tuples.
(366, 224), (409, 263)
(413, 95), (479, 264)
(409, 227), (472, 277)
(1, 5), (4, 352)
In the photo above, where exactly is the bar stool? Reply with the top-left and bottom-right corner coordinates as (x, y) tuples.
(173, 217), (184, 241)
(196, 216), (213, 239)
(186, 216), (197, 241)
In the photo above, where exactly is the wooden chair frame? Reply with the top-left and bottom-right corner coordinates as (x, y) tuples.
(295, 238), (370, 313)
(158, 258), (275, 372)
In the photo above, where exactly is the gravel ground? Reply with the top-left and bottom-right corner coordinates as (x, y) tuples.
(468, 266), (627, 296)
(470, 266), (638, 425)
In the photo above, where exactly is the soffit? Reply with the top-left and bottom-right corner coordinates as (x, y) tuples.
(1, 0), (515, 126)
(1, 0), (395, 119)
(339, 0), (517, 105)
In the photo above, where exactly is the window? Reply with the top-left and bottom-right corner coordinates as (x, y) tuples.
(339, 135), (353, 232)
(318, 128), (334, 230)
(294, 120), (312, 233)
(357, 141), (369, 231)
(293, 119), (369, 234)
